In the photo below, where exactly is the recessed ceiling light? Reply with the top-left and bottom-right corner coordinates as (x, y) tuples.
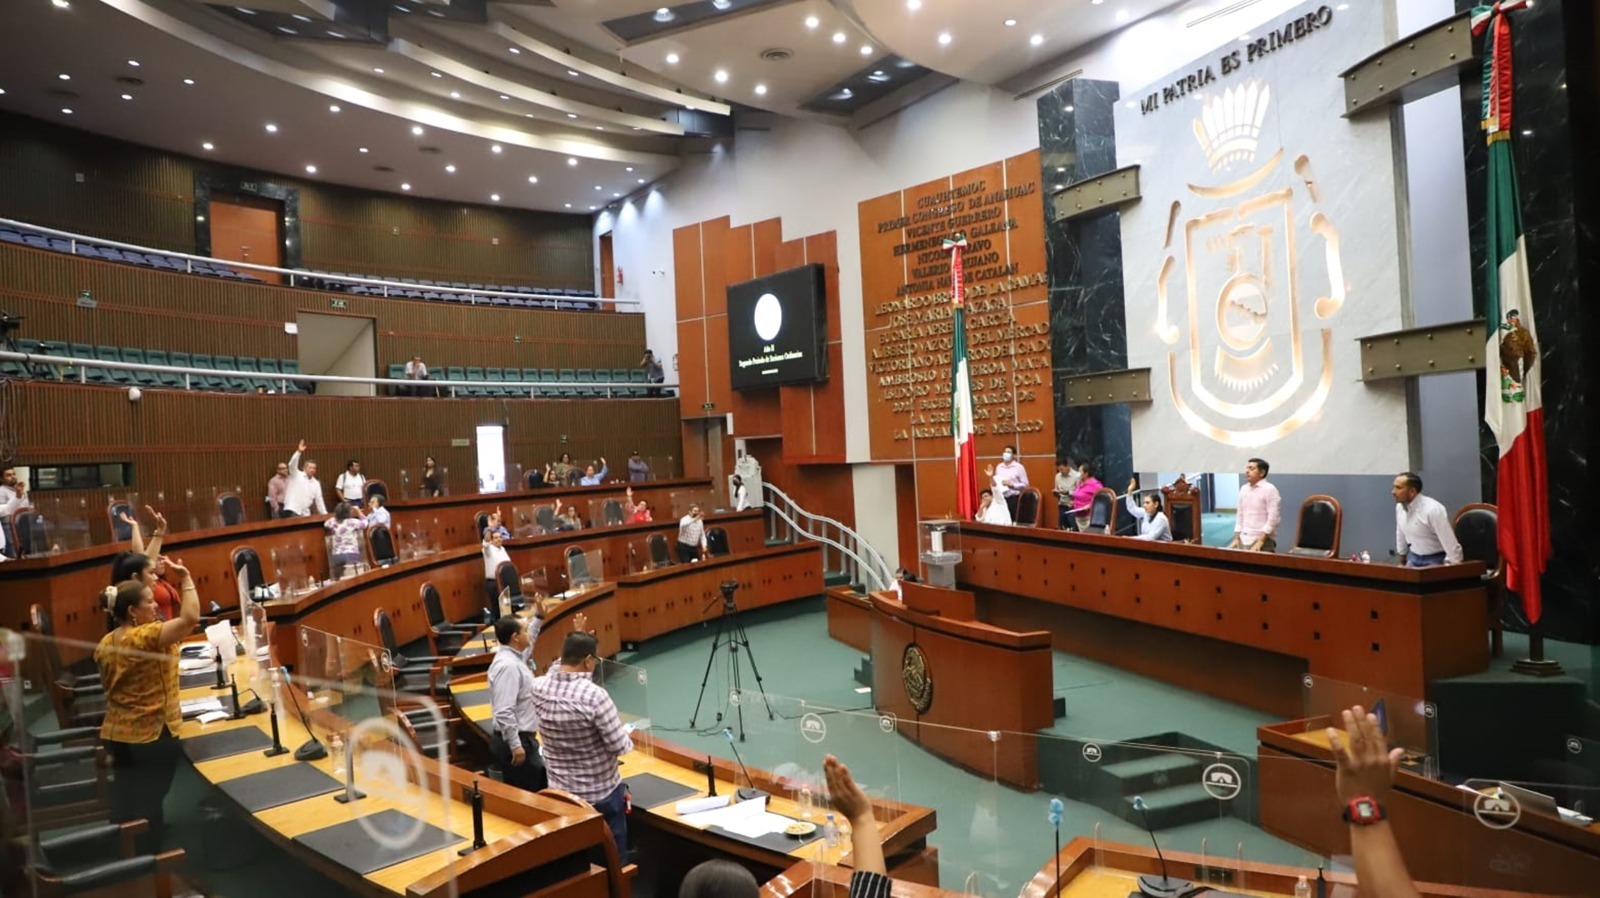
(567, 157), (578, 166)
(589, 205), (596, 211)
(594, 185), (602, 190)
(449, 91), (460, 99)
(60, 108), (72, 115)
(937, 32), (952, 45)
(832, 31), (846, 44)
(1116, 9), (1130, 21)
(508, 47), (521, 54)
(499, 94), (510, 100)
(861, 45), (875, 56)
(654, 7), (673, 23)
(711, 0), (732, 9)
(430, 71), (442, 78)
(120, 93), (133, 100)
(804, 15), (819, 28)
(1056, 166), (1066, 172)
(202, 141), (215, 151)
(0, 89), (5, 96)
(276, 26), (297, 34)
(1522, 129), (1534, 136)
(567, 70), (580, 77)
(491, 144), (503, 154)
(373, 67), (384, 74)
(868, 70), (889, 82)
(626, 166), (634, 172)
(445, 164), (457, 173)
(51, 0), (70, 8)
(1004, 18), (1017, 27)
(329, 104), (341, 112)
(183, 78), (195, 85)
(401, 183), (411, 191)
(838, 88), (853, 99)
(637, 178), (646, 184)
(612, 192), (621, 198)
(291, 13), (310, 22)
(411, 125), (424, 135)
(264, 123), (278, 133)
(754, 83), (767, 95)
(567, 112), (578, 119)
(1064, 105), (1074, 112)
(235, 3), (253, 11)
(58, 74), (70, 81)
(490, 193), (500, 202)
(304, 164), (317, 174)
(595, 125), (604, 131)
(714, 69), (729, 83)
(327, 30), (344, 39)
(1030, 34), (1044, 46)
(127, 59), (141, 67)
(358, 147), (369, 153)
(527, 175), (539, 184)
(907, 0), (921, 9)
(666, 52), (680, 64)
(564, 203), (572, 208)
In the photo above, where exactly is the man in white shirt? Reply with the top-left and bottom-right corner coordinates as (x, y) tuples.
(282, 440), (328, 518)
(976, 488), (1012, 525)
(0, 467), (28, 559)
(335, 460), (367, 504)
(1392, 472), (1462, 567)
(677, 504), (706, 563)
(404, 355), (429, 397)
(364, 495), (390, 530)
(484, 529), (513, 607)
(1226, 457), (1281, 552)
(488, 613), (547, 792)
(1053, 459), (1081, 529)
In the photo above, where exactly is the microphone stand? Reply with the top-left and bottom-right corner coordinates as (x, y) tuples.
(1131, 796), (1197, 898)
(212, 653), (228, 690)
(229, 676), (245, 720)
(333, 735), (366, 804)
(279, 667), (328, 762)
(722, 729), (765, 802)
(263, 676), (289, 757)
(457, 780), (487, 855)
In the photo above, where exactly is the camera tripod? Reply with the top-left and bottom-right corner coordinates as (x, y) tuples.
(688, 580), (774, 741)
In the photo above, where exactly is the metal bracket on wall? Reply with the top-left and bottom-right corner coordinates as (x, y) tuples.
(1340, 12), (1474, 117)
(1064, 368), (1152, 406)
(1049, 166), (1140, 223)
(1358, 320), (1487, 381)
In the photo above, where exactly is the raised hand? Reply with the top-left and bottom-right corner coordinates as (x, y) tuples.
(823, 755), (872, 823)
(572, 612), (590, 633)
(1328, 705), (1403, 803)
(117, 511), (136, 525)
(145, 506), (167, 532)
(1127, 477), (1138, 494)
(983, 464), (994, 477)
(162, 556), (191, 582)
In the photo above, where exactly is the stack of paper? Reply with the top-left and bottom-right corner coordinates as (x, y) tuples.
(677, 796), (797, 838)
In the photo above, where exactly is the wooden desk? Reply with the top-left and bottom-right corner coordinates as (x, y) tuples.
(2, 478), (715, 664)
(957, 525), (1489, 717)
(1258, 718), (1600, 894)
(616, 545), (823, 645)
(177, 662), (625, 897)
(867, 587), (1053, 790)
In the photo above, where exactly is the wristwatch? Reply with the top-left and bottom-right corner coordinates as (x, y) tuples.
(1342, 796), (1387, 825)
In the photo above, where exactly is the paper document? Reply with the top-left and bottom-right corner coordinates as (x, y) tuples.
(196, 710), (230, 725)
(678, 795), (767, 830)
(181, 698), (224, 714)
(178, 657), (217, 672)
(674, 795), (730, 816)
(721, 810), (799, 839)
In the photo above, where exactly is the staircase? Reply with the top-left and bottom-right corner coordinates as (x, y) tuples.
(762, 483), (895, 592)
(1039, 732), (1254, 829)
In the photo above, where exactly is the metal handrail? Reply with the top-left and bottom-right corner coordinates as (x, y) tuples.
(0, 215), (634, 310)
(0, 350), (676, 398)
(762, 482), (893, 591)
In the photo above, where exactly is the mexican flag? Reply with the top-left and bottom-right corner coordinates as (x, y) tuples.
(947, 235), (979, 520)
(1475, 1), (1550, 622)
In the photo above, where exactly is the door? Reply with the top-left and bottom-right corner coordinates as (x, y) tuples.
(209, 193), (283, 284)
(598, 231), (615, 300)
(476, 425), (507, 494)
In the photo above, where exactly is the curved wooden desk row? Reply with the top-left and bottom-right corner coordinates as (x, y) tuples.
(1, 478), (715, 661)
(861, 584), (1054, 790)
(955, 524), (1490, 717)
(250, 511), (768, 670)
(177, 662), (629, 898)
(1258, 719), (1600, 894)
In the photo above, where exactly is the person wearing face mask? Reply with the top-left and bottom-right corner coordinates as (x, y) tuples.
(488, 612), (548, 793)
(984, 445), (1030, 520)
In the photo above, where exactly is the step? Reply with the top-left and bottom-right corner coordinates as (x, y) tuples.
(1117, 782), (1226, 830)
(1097, 753), (1204, 794)
(823, 571), (853, 588)
(764, 536), (794, 548)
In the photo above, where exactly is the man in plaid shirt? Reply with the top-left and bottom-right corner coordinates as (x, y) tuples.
(532, 625), (634, 853)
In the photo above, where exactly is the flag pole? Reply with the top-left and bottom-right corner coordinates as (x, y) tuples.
(1512, 627), (1563, 677)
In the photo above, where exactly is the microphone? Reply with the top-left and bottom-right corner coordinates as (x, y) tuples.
(1131, 796), (1198, 898)
(212, 653), (228, 690)
(1047, 797), (1063, 826)
(262, 682), (288, 757)
(1048, 798), (1064, 898)
(279, 666), (328, 762)
(722, 728), (765, 802)
(229, 676), (245, 719)
(458, 780), (488, 855)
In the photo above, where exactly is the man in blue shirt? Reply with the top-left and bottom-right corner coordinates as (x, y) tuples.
(578, 457), (608, 486)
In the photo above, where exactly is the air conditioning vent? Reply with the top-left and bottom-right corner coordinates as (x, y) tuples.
(760, 48), (792, 62)
(418, 145), (442, 154)
(115, 76), (145, 87)
(373, 165), (395, 173)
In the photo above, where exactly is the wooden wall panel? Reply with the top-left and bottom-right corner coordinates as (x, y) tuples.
(0, 244), (641, 371)
(701, 217), (732, 319)
(751, 218), (782, 277)
(0, 112), (592, 287)
(9, 381), (683, 523)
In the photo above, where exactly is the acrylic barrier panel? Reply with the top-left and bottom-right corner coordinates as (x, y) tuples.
(398, 516), (442, 560)
(508, 502), (545, 538)
(7, 625), (476, 898)
(669, 488), (720, 518)
(587, 495), (631, 529)
(564, 548), (604, 591)
(593, 659), (653, 759)
(1302, 673), (1438, 779)
(631, 533), (677, 573)
(1435, 776), (1597, 895)
(271, 540), (322, 596)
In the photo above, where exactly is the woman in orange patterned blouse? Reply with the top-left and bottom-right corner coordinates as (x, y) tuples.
(95, 559), (200, 852)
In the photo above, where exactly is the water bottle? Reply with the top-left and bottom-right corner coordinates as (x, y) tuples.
(822, 813), (839, 849)
(1360, 550), (1371, 564)
(329, 733), (345, 771)
(799, 784), (814, 819)
(483, 607), (493, 625)
(1294, 876), (1310, 898)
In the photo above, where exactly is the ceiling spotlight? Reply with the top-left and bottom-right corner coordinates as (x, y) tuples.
(1004, 18), (1017, 27)
(567, 70), (580, 77)
(860, 44), (873, 55)
(58, 73), (70, 81)
(527, 175), (539, 183)
(566, 112), (578, 119)
(754, 83), (767, 95)
(1064, 105), (1074, 112)
(595, 125), (605, 130)
(564, 203), (572, 209)
(805, 15), (819, 28)
(202, 141), (215, 151)
(868, 70), (889, 83)
(714, 69), (728, 83)
(183, 78), (195, 85)
(491, 144), (503, 154)
(401, 183), (411, 191)
(711, 0), (732, 9)
(52, 0), (71, 8)
(276, 26), (297, 34)
(594, 185), (602, 190)
(499, 94), (510, 100)
(567, 157), (578, 166)
(329, 104), (341, 112)
(937, 32), (952, 45)
(490, 193), (500, 202)
(653, 7), (673, 23)
(291, 13), (310, 22)
(127, 59), (141, 67)
(411, 125), (424, 135)
(60, 108), (73, 114)
(445, 164), (457, 173)
(449, 91), (460, 99)
(589, 205), (596, 211)
(832, 31), (846, 44)
(372, 67), (384, 74)
(907, 0), (921, 9)
(666, 52), (680, 64)
(430, 71), (442, 78)
(1030, 34), (1044, 46)
(327, 30), (344, 39)
(509, 47), (521, 54)
(120, 93), (133, 100)
(358, 147), (369, 153)
(637, 178), (646, 184)
(264, 123), (278, 133)
(305, 164), (317, 174)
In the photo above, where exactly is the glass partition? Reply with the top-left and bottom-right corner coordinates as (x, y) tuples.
(1303, 673), (1438, 778)
(669, 487), (720, 518)
(397, 516), (441, 560)
(509, 502), (546, 538)
(629, 533), (677, 573)
(586, 494), (631, 529)
(271, 541), (322, 596)
(564, 548), (605, 592)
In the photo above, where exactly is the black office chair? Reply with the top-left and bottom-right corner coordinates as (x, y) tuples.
(29, 604), (104, 730)
(216, 492), (247, 527)
(705, 526), (730, 557)
(22, 819), (186, 898)
(1288, 495), (1342, 557)
(418, 583), (471, 657)
(565, 469), (583, 487)
(231, 546), (266, 595)
(647, 532), (673, 569)
(524, 469), (547, 490)
(1454, 502), (1505, 657)
(364, 479), (388, 502)
(495, 560), (525, 610)
(9, 510), (49, 558)
(372, 608), (450, 696)
(602, 498), (625, 527)
(368, 648), (459, 761)
(106, 499), (133, 542)
(475, 511), (492, 538)
(565, 545), (597, 586)
(1015, 489), (1042, 527)
(534, 504), (557, 533)
(1085, 489), (1116, 535)
(367, 524), (397, 567)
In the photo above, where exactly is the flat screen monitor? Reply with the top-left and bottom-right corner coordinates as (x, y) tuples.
(726, 264), (827, 390)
